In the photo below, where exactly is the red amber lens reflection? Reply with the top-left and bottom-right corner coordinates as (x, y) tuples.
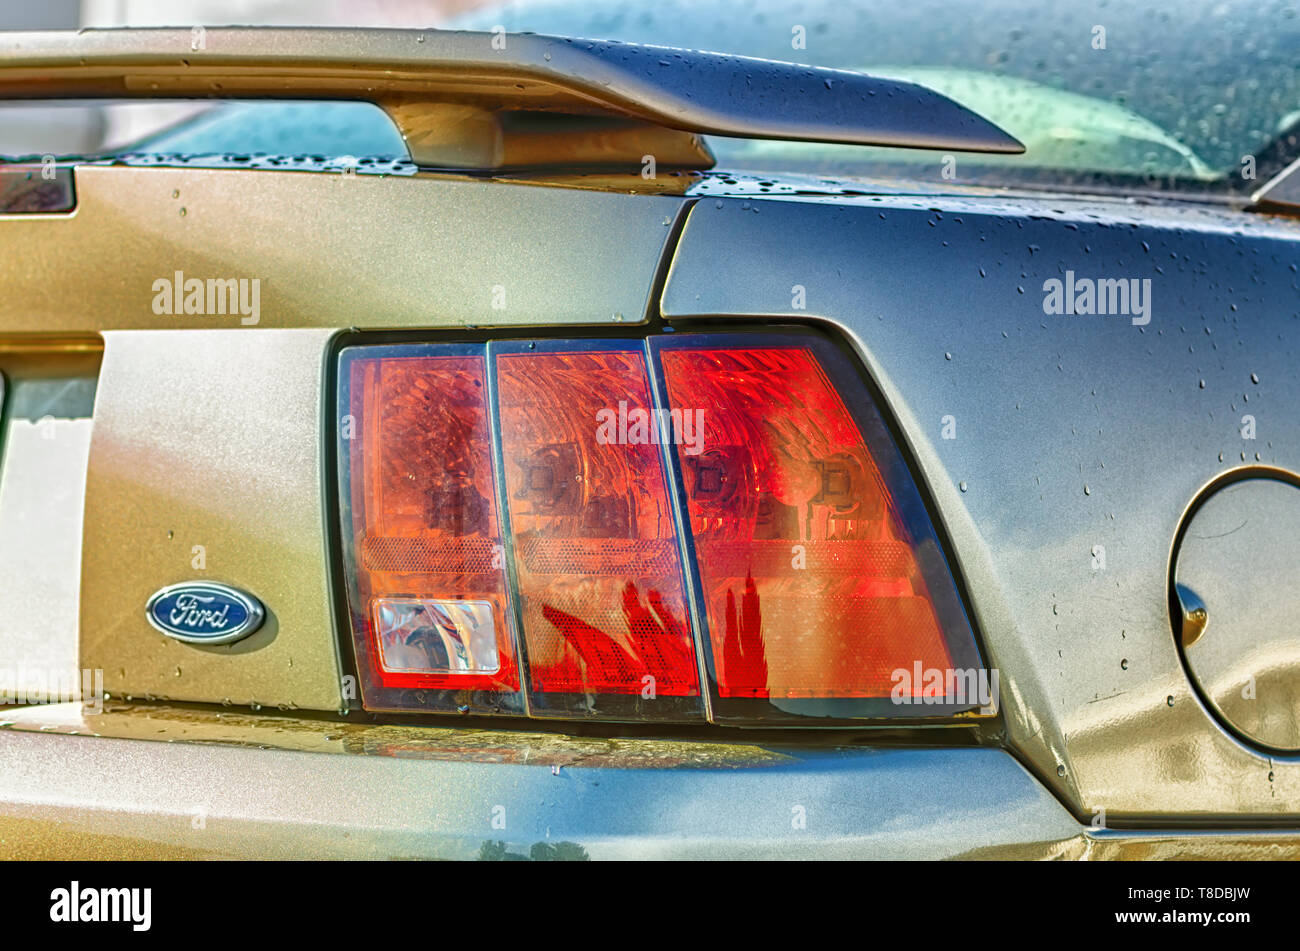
(658, 346), (954, 699)
(495, 349), (699, 697)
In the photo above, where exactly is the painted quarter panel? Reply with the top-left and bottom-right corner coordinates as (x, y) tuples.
(662, 194), (1300, 820)
(0, 164), (683, 332)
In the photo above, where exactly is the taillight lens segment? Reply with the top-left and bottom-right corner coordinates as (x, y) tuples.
(338, 331), (984, 723)
(340, 348), (522, 714)
(652, 335), (980, 720)
(494, 344), (700, 718)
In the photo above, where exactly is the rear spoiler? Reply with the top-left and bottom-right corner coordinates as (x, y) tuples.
(0, 27), (1023, 171)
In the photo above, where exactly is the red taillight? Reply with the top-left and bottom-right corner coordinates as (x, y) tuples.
(338, 331), (984, 723)
(494, 345), (699, 716)
(652, 340), (969, 718)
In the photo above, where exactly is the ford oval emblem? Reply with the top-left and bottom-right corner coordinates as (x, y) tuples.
(145, 582), (265, 645)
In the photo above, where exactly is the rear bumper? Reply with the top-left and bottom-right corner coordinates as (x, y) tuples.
(0, 703), (1294, 860)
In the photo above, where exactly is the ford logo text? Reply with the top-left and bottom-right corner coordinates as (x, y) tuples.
(145, 582), (265, 645)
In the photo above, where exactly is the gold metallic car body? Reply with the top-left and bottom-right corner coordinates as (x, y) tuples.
(0, 27), (1297, 859)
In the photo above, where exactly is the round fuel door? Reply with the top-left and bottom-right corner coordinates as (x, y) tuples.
(1172, 475), (1300, 752)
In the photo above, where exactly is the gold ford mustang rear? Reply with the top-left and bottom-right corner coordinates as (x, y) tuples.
(0, 6), (1298, 915)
